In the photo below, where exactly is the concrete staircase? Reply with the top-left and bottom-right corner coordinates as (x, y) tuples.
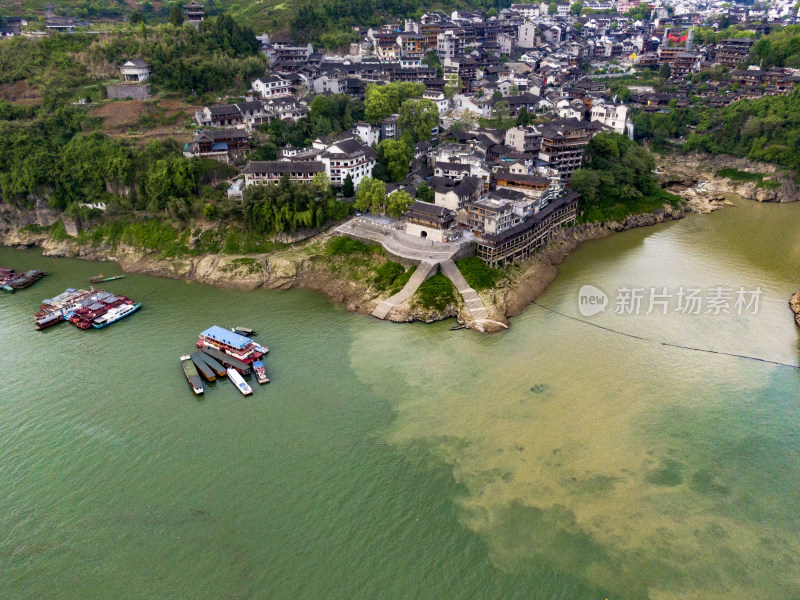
(439, 259), (490, 323)
(371, 261), (438, 319)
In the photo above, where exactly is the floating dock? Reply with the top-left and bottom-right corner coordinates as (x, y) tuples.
(191, 353), (216, 382)
(200, 346), (252, 375)
(194, 352), (226, 377)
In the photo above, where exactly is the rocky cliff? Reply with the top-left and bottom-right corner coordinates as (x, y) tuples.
(657, 153), (799, 204)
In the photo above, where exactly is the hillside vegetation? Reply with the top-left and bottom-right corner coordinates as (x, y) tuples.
(635, 90), (800, 171)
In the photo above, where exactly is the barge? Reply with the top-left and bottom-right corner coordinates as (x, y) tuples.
(191, 353), (217, 382)
(181, 355), (204, 395)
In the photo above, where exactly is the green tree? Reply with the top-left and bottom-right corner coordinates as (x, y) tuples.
(548, 2), (558, 15)
(387, 190), (413, 218)
(658, 62), (672, 79)
(354, 177), (388, 214)
(378, 139), (413, 182)
(169, 3), (184, 26)
(342, 173), (355, 197)
(204, 203), (219, 220)
(491, 100), (510, 122)
(364, 82), (425, 123)
(570, 2), (582, 15)
(397, 98), (439, 142)
(516, 106), (532, 126)
(416, 182), (434, 203)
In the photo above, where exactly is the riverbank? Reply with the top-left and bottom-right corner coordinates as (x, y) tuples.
(656, 152), (800, 205)
(1, 151), (794, 331)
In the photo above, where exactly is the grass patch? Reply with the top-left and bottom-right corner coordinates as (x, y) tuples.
(220, 257), (261, 275)
(757, 178), (781, 189)
(388, 265), (415, 295)
(373, 261), (406, 291)
(222, 228), (285, 254)
(716, 168), (782, 190)
(50, 220), (70, 242)
(456, 256), (499, 290)
(325, 236), (381, 256)
(20, 223), (47, 233)
(413, 273), (457, 312)
(716, 168), (766, 183)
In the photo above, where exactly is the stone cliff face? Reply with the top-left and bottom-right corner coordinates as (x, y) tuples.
(790, 292), (800, 327)
(657, 153), (799, 204)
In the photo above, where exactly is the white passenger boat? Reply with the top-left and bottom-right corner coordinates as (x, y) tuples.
(227, 368), (253, 396)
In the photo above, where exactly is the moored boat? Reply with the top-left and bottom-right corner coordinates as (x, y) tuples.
(200, 346), (251, 375)
(194, 352), (226, 377)
(89, 274), (125, 283)
(190, 353), (216, 382)
(69, 291), (136, 329)
(34, 288), (94, 330)
(196, 326), (265, 367)
(3, 269), (46, 290)
(227, 368), (253, 396)
(231, 326), (256, 336)
(92, 302), (141, 329)
(253, 360), (270, 384)
(181, 355), (204, 395)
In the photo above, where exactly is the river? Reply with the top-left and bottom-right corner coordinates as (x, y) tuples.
(1, 198), (799, 600)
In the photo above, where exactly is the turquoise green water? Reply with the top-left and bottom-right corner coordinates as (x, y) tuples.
(1, 199), (799, 599)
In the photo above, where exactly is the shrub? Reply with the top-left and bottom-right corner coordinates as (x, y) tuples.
(456, 256), (499, 290)
(325, 236), (378, 255)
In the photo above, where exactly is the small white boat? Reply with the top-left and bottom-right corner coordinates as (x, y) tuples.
(227, 368), (253, 396)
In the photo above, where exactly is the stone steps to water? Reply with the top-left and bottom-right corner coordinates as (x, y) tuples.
(439, 259), (490, 323)
(372, 261), (438, 319)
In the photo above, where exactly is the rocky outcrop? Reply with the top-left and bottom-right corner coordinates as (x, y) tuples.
(790, 292), (800, 327)
(657, 153), (799, 204)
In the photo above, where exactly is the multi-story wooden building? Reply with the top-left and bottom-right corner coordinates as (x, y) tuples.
(474, 192), (578, 268)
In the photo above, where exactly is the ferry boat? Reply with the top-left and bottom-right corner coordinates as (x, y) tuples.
(34, 288), (94, 330)
(181, 355), (204, 395)
(196, 326), (266, 367)
(253, 360), (270, 384)
(92, 302), (141, 329)
(69, 291), (136, 329)
(227, 368), (253, 396)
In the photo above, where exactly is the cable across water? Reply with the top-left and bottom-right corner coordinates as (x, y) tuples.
(531, 301), (800, 370)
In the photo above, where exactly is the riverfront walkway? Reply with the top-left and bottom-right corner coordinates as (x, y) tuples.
(336, 218), (462, 263)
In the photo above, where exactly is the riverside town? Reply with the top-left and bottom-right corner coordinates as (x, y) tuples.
(1, 0), (799, 598)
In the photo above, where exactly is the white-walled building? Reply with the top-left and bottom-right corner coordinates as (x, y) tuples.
(319, 138), (377, 189)
(120, 60), (151, 82)
(590, 99), (629, 134)
(252, 75), (292, 98)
